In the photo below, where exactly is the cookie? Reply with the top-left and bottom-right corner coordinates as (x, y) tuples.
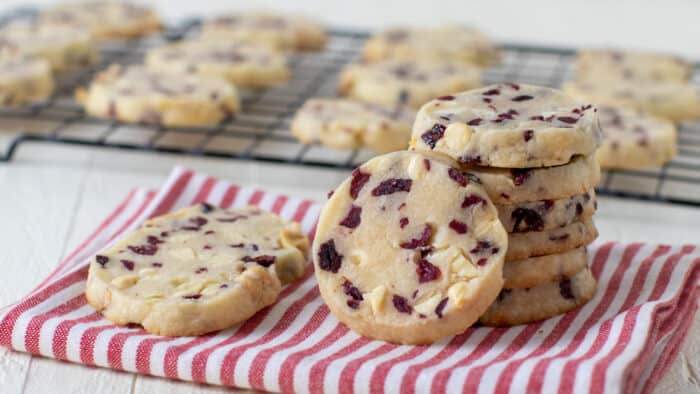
(145, 40), (290, 89)
(338, 60), (481, 109)
(313, 151), (507, 344)
(85, 203), (309, 337)
(0, 55), (54, 107)
(76, 65), (240, 127)
(595, 106), (677, 169)
(0, 22), (99, 72)
(503, 247), (588, 289)
(480, 266), (597, 326)
(575, 49), (691, 83)
(497, 189), (596, 233)
(362, 25), (500, 67)
(409, 83), (602, 168)
(200, 11), (326, 51)
(506, 217), (597, 261)
(290, 98), (414, 153)
(563, 79), (700, 123)
(40, 1), (161, 40)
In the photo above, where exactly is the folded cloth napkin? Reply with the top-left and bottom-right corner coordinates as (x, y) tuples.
(1, 167), (697, 394)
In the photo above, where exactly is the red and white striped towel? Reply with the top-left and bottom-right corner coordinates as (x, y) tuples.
(1, 167), (698, 394)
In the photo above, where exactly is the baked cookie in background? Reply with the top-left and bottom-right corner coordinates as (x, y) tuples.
(290, 98), (414, 153)
(76, 65), (240, 127)
(338, 60), (481, 109)
(145, 40), (290, 89)
(574, 49), (692, 83)
(85, 204), (309, 337)
(40, 1), (161, 40)
(0, 55), (54, 107)
(362, 25), (500, 67)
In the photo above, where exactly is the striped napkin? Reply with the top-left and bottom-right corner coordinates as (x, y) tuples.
(1, 167), (698, 394)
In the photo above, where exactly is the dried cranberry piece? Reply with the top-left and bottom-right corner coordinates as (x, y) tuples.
(435, 297), (448, 318)
(128, 244), (158, 256)
(530, 115), (545, 121)
(476, 258), (488, 266)
(121, 259), (135, 271)
(146, 235), (163, 245)
(204, 230), (215, 235)
(449, 220), (468, 234)
(183, 294), (202, 300)
(575, 203), (583, 216)
(557, 116), (578, 124)
(151, 262), (163, 268)
(242, 255), (276, 267)
(459, 155), (482, 165)
(190, 216), (208, 227)
(195, 267), (208, 274)
(523, 129), (534, 142)
(399, 217), (409, 229)
(483, 88), (500, 96)
(511, 169), (533, 186)
(349, 169), (371, 200)
(339, 205), (362, 228)
(462, 194), (486, 208)
(437, 95), (455, 100)
(543, 200), (554, 210)
(200, 203), (215, 213)
(423, 159), (431, 171)
(448, 167), (468, 187)
(203, 245), (212, 250)
(343, 280), (363, 309)
(220, 284), (229, 289)
(96, 255), (109, 267)
(327, 190), (334, 199)
(505, 82), (520, 90)
(471, 240), (497, 255)
(372, 178), (412, 196)
(230, 243), (245, 248)
(511, 95), (534, 102)
(400, 225), (432, 249)
(416, 259), (441, 283)
(559, 277), (575, 299)
(392, 295), (412, 314)
(421, 123), (446, 149)
(511, 208), (544, 232)
(497, 288), (512, 302)
(318, 239), (343, 273)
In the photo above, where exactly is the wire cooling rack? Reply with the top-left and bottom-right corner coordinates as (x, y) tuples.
(1, 8), (700, 207)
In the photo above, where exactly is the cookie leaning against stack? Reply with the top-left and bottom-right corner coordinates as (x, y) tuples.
(410, 83), (601, 326)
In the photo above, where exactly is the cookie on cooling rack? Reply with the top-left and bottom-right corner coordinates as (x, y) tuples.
(86, 203), (309, 336)
(575, 49), (691, 83)
(0, 55), (54, 107)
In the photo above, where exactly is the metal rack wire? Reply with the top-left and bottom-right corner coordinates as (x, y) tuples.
(1, 8), (699, 207)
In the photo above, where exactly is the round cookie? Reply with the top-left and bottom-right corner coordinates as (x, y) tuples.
(362, 25), (500, 67)
(480, 267), (597, 326)
(290, 98), (414, 153)
(0, 22), (99, 72)
(503, 247), (589, 289)
(575, 49), (691, 83)
(40, 1), (161, 40)
(563, 79), (700, 123)
(506, 217), (598, 261)
(85, 203), (309, 337)
(595, 106), (677, 169)
(313, 151), (508, 344)
(338, 60), (481, 109)
(0, 55), (54, 107)
(497, 189), (596, 233)
(76, 65), (240, 127)
(145, 40), (290, 89)
(410, 83), (602, 168)
(200, 11), (326, 52)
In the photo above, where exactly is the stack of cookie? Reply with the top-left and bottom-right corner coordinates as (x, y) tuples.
(410, 83), (602, 326)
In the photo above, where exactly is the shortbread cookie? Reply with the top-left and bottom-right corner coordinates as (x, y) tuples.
(338, 60), (481, 109)
(85, 203), (309, 337)
(290, 98), (414, 153)
(575, 49), (691, 83)
(480, 267), (597, 326)
(76, 65), (240, 127)
(506, 217), (597, 261)
(410, 83), (602, 168)
(0, 56), (54, 107)
(314, 151), (507, 344)
(563, 79), (700, 123)
(503, 247), (588, 289)
(497, 190), (596, 233)
(595, 106), (677, 169)
(145, 40), (289, 89)
(362, 26), (500, 67)
(40, 1), (161, 39)
(0, 22), (99, 72)
(201, 11), (326, 51)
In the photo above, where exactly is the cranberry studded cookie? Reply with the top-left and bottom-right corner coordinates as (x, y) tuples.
(76, 65), (240, 127)
(313, 151), (508, 344)
(290, 98), (414, 153)
(86, 204), (309, 336)
(40, 1), (161, 40)
(410, 83), (602, 168)
(503, 247), (589, 289)
(146, 40), (290, 89)
(200, 11), (326, 52)
(0, 55), (54, 107)
(594, 106), (677, 169)
(362, 25), (500, 67)
(480, 266), (597, 326)
(0, 22), (99, 72)
(338, 60), (481, 109)
(497, 189), (596, 233)
(575, 49), (692, 83)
